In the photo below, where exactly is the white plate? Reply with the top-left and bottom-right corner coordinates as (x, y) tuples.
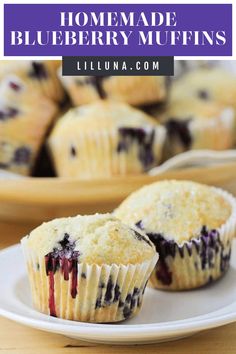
(1, 244), (236, 345)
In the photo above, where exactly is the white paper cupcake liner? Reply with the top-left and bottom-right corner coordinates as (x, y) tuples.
(21, 238), (158, 322)
(49, 125), (166, 178)
(148, 186), (236, 290)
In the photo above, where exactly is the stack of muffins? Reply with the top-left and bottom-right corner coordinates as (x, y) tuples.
(22, 180), (236, 322)
(1, 61), (236, 178)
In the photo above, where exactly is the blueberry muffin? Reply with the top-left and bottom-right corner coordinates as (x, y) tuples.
(59, 75), (167, 107)
(48, 100), (166, 178)
(159, 97), (235, 158)
(147, 67), (236, 158)
(0, 74), (58, 175)
(115, 180), (236, 290)
(0, 60), (64, 104)
(21, 213), (158, 322)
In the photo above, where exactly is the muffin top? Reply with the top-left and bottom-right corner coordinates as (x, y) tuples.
(60, 76), (166, 105)
(115, 180), (232, 244)
(158, 72), (235, 125)
(0, 60), (61, 81)
(0, 60), (63, 104)
(170, 67), (236, 108)
(50, 100), (160, 136)
(22, 213), (156, 265)
(161, 97), (234, 124)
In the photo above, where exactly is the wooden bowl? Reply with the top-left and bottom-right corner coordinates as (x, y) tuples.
(1, 162), (236, 224)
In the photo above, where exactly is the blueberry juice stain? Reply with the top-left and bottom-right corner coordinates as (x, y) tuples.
(147, 232), (173, 285)
(135, 220), (173, 286)
(45, 233), (79, 317)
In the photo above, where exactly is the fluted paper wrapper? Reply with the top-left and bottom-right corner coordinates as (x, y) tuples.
(149, 187), (236, 290)
(21, 239), (158, 322)
(49, 125), (166, 178)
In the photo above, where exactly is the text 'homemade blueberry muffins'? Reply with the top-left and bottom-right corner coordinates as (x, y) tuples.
(0, 74), (58, 175)
(48, 101), (166, 179)
(115, 180), (236, 290)
(59, 75), (167, 107)
(21, 214), (158, 322)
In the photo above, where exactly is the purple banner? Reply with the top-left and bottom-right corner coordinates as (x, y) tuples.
(4, 4), (232, 57)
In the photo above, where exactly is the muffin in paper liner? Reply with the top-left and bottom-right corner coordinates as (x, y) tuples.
(21, 214), (158, 322)
(161, 66), (236, 157)
(160, 100), (235, 159)
(115, 181), (236, 291)
(145, 72), (236, 159)
(48, 101), (166, 179)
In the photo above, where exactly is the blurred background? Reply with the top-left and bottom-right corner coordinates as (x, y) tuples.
(0, 59), (236, 231)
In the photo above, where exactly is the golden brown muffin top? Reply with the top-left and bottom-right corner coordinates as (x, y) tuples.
(115, 180), (232, 244)
(22, 213), (156, 265)
(50, 100), (162, 135)
(171, 67), (236, 108)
